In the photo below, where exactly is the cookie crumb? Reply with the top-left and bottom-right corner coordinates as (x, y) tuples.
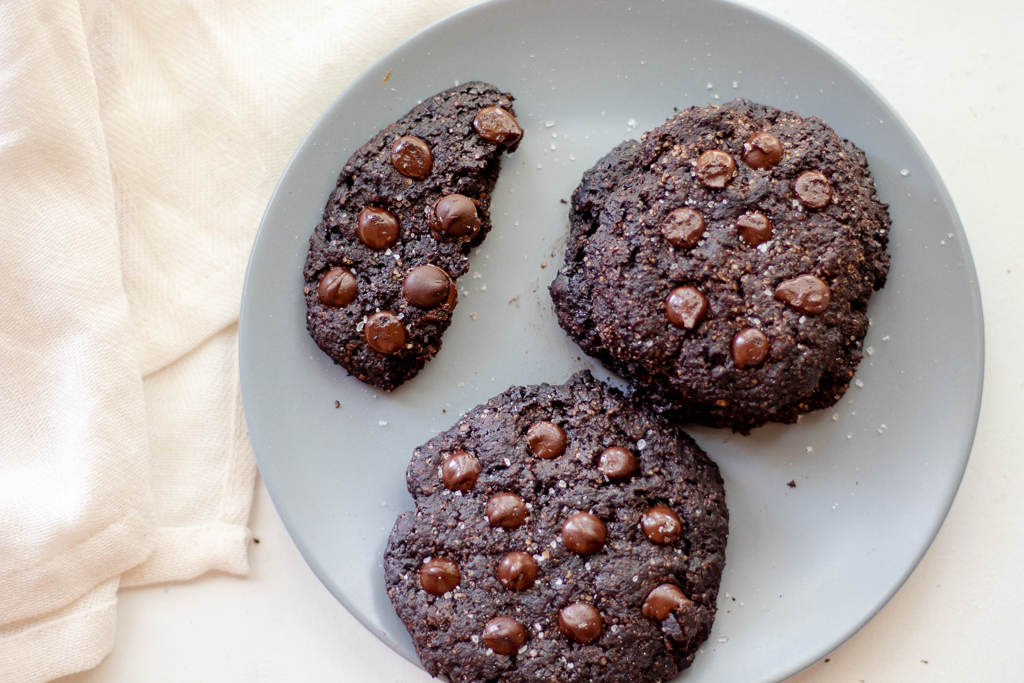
(786, 480), (796, 488)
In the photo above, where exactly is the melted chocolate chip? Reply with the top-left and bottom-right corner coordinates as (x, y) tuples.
(430, 194), (480, 241)
(742, 132), (784, 169)
(695, 149), (736, 189)
(794, 170), (832, 209)
(661, 208), (706, 248)
(485, 492), (528, 530)
(419, 557), (460, 595)
(390, 136), (433, 179)
(363, 311), (406, 354)
(473, 107), (523, 147)
(732, 328), (770, 369)
(357, 207), (400, 250)
(558, 603), (603, 644)
(562, 512), (607, 556)
(775, 274), (831, 314)
(497, 552), (537, 591)
(526, 421), (567, 459)
(736, 212), (773, 247)
(642, 584), (692, 621)
(641, 505), (683, 545)
(403, 265), (452, 309)
(482, 616), (527, 655)
(598, 447), (638, 482)
(317, 267), (357, 307)
(441, 451), (481, 492)
(665, 286), (708, 330)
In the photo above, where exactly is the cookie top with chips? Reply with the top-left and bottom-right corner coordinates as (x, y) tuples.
(550, 99), (890, 432)
(303, 82), (522, 390)
(384, 371), (728, 683)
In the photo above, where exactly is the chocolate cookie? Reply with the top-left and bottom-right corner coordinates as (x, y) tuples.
(550, 99), (890, 431)
(384, 371), (728, 683)
(303, 82), (523, 390)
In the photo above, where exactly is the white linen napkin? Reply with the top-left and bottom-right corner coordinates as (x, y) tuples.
(1, 0), (475, 680)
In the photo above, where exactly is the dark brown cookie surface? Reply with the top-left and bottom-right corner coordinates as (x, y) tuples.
(384, 371), (728, 683)
(550, 99), (890, 432)
(303, 82), (522, 390)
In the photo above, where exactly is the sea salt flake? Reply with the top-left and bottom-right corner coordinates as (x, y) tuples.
(471, 635), (479, 643)
(806, 446), (813, 453)
(378, 420), (387, 426)
(718, 637), (729, 643)
(866, 346), (875, 355)
(855, 379), (864, 387)
(900, 169), (909, 176)
(637, 439), (647, 450)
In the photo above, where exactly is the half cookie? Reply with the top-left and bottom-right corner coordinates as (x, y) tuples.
(303, 82), (523, 390)
(384, 371), (728, 683)
(550, 99), (890, 431)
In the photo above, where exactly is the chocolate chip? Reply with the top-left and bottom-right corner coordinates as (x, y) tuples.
(357, 207), (400, 250)
(391, 136), (433, 179)
(558, 603), (603, 644)
(526, 421), (566, 459)
(732, 328), (769, 369)
(742, 132), (784, 170)
(441, 451), (481, 492)
(473, 107), (523, 147)
(642, 584), (692, 621)
(775, 274), (831, 314)
(317, 267), (357, 307)
(661, 208), (706, 248)
(363, 311), (406, 354)
(430, 194), (480, 241)
(482, 616), (527, 655)
(695, 149), (736, 189)
(665, 286), (708, 330)
(794, 170), (832, 209)
(736, 211), (773, 247)
(403, 265), (452, 309)
(486, 492), (528, 530)
(562, 512), (606, 555)
(419, 557), (460, 595)
(497, 552), (537, 591)
(598, 447), (638, 482)
(443, 277), (458, 310)
(641, 505), (683, 545)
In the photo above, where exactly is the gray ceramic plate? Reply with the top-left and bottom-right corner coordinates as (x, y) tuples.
(239, 1), (983, 681)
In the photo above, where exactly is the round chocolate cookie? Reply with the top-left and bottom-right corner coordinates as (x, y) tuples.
(384, 371), (728, 683)
(303, 82), (523, 390)
(550, 99), (890, 431)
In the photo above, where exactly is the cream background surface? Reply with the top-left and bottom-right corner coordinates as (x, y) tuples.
(4, 0), (1019, 681)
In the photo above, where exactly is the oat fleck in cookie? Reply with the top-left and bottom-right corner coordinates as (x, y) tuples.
(303, 82), (523, 390)
(550, 99), (890, 432)
(384, 371), (728, 683)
